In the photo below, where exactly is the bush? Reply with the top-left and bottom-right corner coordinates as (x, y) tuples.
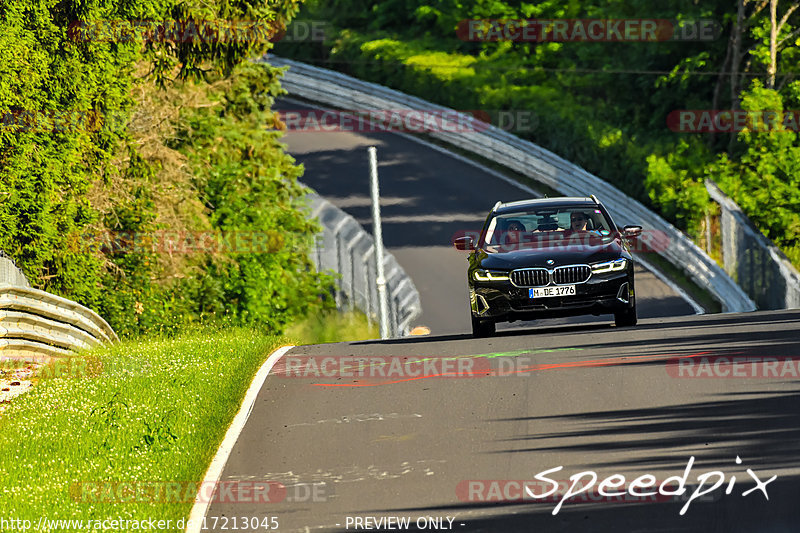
(1, 0), (334, 337)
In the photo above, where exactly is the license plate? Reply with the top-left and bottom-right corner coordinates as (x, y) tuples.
(529, 285), (576, 298)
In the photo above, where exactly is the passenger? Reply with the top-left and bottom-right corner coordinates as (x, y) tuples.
(503, 220), (525, 250)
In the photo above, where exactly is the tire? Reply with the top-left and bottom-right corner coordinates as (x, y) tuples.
(471, 316), (496, 338)
(614, 303), (638, 327)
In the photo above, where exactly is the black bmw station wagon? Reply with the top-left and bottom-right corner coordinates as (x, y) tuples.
(454, 196), (642, 337)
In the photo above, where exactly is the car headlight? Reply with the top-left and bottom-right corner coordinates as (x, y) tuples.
(591, 258), (627, 274)
(473, 269), (510, 282)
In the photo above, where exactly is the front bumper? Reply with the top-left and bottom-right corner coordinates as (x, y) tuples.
(470, 272), (633, 322)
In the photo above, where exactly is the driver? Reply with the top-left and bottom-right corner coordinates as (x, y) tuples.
(569, 211), (588, 232)
(565, 211), (603, 248)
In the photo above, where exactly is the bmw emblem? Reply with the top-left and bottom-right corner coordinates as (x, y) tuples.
(546, 259), (555, 266)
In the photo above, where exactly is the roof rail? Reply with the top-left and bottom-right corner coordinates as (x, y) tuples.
(491, 201), (502, 212)
(590, 194), (600, 204)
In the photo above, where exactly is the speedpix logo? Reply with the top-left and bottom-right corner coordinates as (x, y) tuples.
(458, 456), (776, 516)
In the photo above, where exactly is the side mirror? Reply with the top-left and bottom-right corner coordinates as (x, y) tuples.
(453, 236), (475, 250)
(623, 225), (643, 238)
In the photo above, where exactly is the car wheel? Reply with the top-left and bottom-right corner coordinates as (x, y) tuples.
(471, 316), (496, 338)
(614, 303), (637, 327)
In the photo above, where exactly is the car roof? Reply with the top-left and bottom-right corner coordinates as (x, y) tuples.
(493, 197), (597, 215)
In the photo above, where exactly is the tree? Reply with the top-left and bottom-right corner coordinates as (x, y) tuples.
(707, 80), (800, 265)
(1, 0), (333, 336)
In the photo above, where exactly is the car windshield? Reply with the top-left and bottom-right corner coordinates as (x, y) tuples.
(482, 206), (614, 251)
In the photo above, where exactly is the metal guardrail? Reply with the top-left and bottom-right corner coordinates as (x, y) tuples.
(307, 190), (422, 336)
(706, 180), (800, 310)
(268, 56), (757, 313)
(0, 252), (30, 288)
(0, 254), (118, 361)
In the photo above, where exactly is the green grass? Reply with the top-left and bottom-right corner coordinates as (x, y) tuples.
(0, 327), (287, 529)
(641, 253), (723, 314)
(286, 309), (380, 345)
(0, 308), (379, 529)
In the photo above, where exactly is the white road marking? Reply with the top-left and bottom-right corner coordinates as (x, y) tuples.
(286, 412), (423, 428)
(185, 344), (295, 533)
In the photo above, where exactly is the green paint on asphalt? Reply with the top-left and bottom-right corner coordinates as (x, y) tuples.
(333, 347), (590, 374)
(396, 347), (585, 367)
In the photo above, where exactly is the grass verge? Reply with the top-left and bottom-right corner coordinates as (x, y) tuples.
(0, 327), (286, 529)
(640, 253), (723, 314)
(287, 309), (380, 345)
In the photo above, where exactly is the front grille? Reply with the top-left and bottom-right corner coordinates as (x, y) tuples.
(510, 268), (549, 287)
(511, 265), (591, 287)
(553, 265), (591, 285)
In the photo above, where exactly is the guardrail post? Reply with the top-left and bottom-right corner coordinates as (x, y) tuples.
(346, 234), (367, 312)
(301, 187), (421, 336)
(362, 245), (375, 325)
(331, 217), (348, 309)
(389, 293), (397, 337)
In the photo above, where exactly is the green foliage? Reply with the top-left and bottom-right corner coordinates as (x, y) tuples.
(0, 0), (137, 307)
(287, 309), (380, 344)
(170, 62), (335, 332)
(276, 0), (729, 203)
(1, 0), (334, 337)
(644, 143), (710, 238)
(707, 81), (800, 265)
(276, 0), (800, 269)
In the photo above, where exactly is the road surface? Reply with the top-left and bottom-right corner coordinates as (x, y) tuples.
(273, 98), (695, 335)
(208, 310), (800, 532)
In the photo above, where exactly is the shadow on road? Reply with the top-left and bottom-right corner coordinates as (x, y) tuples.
(488, 389), (800, 472)
(352, 323), (615, 346)
(342, 388), (800, 532)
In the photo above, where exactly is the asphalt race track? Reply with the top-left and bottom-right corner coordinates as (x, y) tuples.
(272, 98), (695, 335)
(208, 310), (800, 532)
(201, 99), (800, 533)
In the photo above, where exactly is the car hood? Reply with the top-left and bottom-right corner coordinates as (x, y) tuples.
(477, 239), (625, 269)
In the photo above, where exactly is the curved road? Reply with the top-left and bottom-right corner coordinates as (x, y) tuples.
(208, 310), (800, 532)
(273, 98), (694, 335)
(199, 99), (800, 533)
